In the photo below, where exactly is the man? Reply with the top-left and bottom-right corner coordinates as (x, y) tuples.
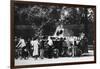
(79, 32), (88, 53)
(16, 36), (26, 48)
(39, 39), (45, 59)
(47, 36), (53, 58)
(16, 36), (26, 59)
(53, 24), (64, 38)
(30, 37), (34, 57)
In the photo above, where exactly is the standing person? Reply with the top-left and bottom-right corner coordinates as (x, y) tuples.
(16, 36), (26, 59)
(79, 32), (88, 53)
(30, 37), (34, 57)
(47, 36), (53, 58)
(39, 39), (45, 59)
(32, 38), (40, 60)
(26, 38), (31, 58)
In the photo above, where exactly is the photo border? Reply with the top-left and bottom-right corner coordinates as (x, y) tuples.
(10, 1), (96, 69)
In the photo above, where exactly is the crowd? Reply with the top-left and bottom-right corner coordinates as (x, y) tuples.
(14, 32), (88, 60)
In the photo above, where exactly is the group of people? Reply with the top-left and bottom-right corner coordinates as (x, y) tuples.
(15, 24), (88, 60)
(14, 32), (88, 60)
(15, 36), (40, 60)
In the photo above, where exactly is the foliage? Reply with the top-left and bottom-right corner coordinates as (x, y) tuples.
(14, 4), (95, 43)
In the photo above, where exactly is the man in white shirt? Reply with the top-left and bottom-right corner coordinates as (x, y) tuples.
(16, 36), (26, 59)
(16, 37), (26, 48)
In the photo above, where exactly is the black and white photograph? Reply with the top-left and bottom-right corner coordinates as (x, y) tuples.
(11, 1), (96, 68)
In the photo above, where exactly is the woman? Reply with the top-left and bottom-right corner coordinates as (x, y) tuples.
(32, 38), (40, 60)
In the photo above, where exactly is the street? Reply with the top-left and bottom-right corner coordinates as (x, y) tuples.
(15, 50), (94, 66)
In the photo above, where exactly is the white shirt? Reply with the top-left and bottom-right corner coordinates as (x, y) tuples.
(47, 36), (53, 46)
(30, 40), (34, 46)
(17, 39), (26, 48)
